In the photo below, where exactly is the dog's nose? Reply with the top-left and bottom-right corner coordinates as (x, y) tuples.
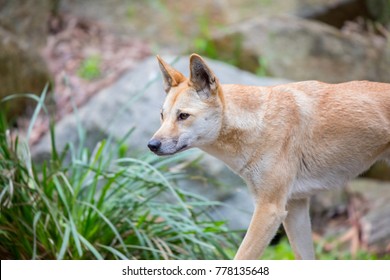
(147, 139), (161, 152)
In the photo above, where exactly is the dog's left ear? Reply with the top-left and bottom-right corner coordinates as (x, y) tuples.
(189, 54), (219, 98)
(157, 55), (185, 93)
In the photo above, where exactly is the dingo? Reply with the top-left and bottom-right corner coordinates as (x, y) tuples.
(148, 54), (390, 259)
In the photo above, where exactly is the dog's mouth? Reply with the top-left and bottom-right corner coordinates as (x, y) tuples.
(154, 144), (189, 156)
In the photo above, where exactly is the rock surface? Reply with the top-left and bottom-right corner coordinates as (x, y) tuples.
(212, 15), (390, 83)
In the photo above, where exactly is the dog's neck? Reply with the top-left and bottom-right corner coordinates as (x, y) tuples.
(200, 84), (270, 174)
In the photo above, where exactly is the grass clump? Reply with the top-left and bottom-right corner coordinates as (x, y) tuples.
(77, 55), (102, 80)
(0, 93), (238, 260)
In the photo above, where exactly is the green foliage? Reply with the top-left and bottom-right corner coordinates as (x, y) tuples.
(262, 238), (295, 260)
(0, 93), (239, 260)
(262, 238), (390, 260)
(366, 0), (390, 26)
(192, 15), (219, 60)
(255, 57), (269, 77)
(77, 55), (102, 80)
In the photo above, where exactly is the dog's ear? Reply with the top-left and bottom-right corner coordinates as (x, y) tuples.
(156, 55), (185, 93)
(189, 54), (219, 99)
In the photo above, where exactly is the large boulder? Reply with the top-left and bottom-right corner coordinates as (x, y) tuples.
(212, 15), (390, 83)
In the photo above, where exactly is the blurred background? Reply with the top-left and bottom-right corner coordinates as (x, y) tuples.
(1, 0), (390, 260)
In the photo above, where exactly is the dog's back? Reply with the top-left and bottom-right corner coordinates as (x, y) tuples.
(269, 81), (390, 198)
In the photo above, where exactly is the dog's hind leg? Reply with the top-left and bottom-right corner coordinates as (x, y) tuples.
(283, 198), (315, 259)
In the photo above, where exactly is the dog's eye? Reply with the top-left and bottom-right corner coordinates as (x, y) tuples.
(178, 113), (190, 121)
(160, 112), (164, 120)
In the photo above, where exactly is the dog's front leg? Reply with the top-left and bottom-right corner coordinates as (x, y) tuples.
(283, 198), (315, 259)
(234, 202), (288, 260)
(233, 159), (295, 260)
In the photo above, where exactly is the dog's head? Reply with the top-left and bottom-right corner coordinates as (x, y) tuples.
(147, 54), (224, 156)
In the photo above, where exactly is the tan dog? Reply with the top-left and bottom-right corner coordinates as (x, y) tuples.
(148, 54), (390, 260)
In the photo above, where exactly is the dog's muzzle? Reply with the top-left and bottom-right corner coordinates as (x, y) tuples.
(147, 139), (162, 153)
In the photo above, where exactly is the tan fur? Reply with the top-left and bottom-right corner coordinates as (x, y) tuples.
(148, 54), (390, 259)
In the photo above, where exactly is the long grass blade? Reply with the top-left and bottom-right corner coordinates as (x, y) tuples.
(69, 218), (83, 257)
(1, 93), (41, 104)
(27, 84), (49, 142)
(32, 211), (42, 260)
(77, 234), (103, 260)
(98, 244), (128, 260)
(57, 224), (71, 260)
(53, 176), (83, 256)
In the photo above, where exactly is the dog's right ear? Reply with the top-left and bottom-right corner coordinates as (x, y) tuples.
(156, 55), (185, 93)
(189, 54), (219, 99)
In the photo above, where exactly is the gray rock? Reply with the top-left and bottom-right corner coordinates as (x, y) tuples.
(212, 15), (390, 83)
(210, 188), (255, 230)
(32, 55), (289, 229)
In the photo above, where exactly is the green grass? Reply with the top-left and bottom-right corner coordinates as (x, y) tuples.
(262, 237), (390, 260)
(0, 92), (239, 260)
(77, 55), (102, 80)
